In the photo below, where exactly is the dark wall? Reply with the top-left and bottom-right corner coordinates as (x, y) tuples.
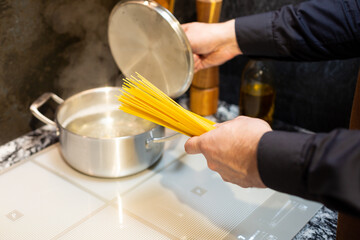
(0, 0), (121, 145)
(0, 0), (358, 145)
(271, 60), (358, 131)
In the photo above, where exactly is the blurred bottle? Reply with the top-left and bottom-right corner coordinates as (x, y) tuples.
(239, 60), (276, 124)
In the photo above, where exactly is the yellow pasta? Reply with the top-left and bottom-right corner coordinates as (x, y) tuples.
(118, 73), (216, 136)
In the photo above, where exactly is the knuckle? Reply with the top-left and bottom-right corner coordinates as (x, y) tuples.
(220, 175), (231, 183)
(207, 161), (216, 171)
(198, 140), (210, 153)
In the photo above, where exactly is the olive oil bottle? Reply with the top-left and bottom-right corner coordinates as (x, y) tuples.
(239, 60), (275, 124)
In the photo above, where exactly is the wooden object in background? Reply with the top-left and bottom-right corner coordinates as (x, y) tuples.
(196, 0), (222, 23)
(190, 0), (222, 116)
(190, 86), (219, 116)
(154, 0), (175, 13)
(191, 66), (219, 89)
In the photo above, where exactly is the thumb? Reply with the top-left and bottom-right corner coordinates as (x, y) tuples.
(184, 136), (202, 154)
(181, 23), (191, 33)
(193, 54), (203, 73)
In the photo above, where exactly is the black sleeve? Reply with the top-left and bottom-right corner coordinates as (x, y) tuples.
(235, 0), (360, 61)
(257, 130), (360, 217)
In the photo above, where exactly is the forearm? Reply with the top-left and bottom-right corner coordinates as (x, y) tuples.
(257, 129), (360, 217)
(235, 0), (360, 61)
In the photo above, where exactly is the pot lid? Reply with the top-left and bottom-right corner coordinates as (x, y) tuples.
(108, 0), (194, 98)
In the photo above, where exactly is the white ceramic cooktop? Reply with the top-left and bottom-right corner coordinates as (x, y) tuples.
(0, 134), (321, 239)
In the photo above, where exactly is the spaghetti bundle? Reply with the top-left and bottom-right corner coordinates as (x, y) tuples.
(118, 73), (216, 136)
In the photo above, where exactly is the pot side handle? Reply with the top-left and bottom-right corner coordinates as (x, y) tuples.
(145, 132), (181, 149)
(30, 92), (64, 126)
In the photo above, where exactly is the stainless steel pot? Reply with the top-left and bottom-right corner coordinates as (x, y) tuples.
(30, 87), (177, 178)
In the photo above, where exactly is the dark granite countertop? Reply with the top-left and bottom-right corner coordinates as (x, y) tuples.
(0, 100), (337, 239)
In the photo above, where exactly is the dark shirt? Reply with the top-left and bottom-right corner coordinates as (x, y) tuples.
(235, 0), (360, 217)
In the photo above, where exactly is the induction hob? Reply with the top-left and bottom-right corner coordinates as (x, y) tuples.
(0, 134), (321, 239)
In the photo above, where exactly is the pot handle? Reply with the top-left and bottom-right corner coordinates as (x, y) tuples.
(146, 132), (181, 149)
(30, 92), (64, 126)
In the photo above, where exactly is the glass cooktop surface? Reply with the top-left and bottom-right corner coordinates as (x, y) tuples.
(0, 134), (321, 239)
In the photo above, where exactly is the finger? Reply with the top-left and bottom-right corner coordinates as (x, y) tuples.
(213, 120), (231, 127)
(193, 54), (200, 64)
(181, 23), (189, 32)
(193, 54), (202, 73)
(184, 136), (202, 154)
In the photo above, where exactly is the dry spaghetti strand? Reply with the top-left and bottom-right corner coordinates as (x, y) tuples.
(118, 73), (216, 136)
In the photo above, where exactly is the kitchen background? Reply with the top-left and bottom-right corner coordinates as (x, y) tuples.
(0, 0), (359, 145)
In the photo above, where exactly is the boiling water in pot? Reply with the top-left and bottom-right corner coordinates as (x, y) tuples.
(65, 110), (155, 138)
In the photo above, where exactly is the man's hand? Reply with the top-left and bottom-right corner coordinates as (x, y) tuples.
(182, 20), (242, 72)
(184, 116), (271, 188)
